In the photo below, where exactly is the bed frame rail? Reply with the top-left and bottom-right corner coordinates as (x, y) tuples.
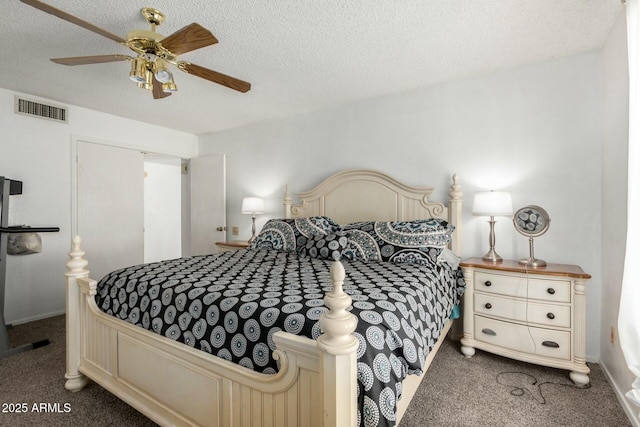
(65, 236), (358, 426)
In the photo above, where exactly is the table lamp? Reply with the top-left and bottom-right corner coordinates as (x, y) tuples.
(472, 191), (513, 263)
(241, 197), (264, 244)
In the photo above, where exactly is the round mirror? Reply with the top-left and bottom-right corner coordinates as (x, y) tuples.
(513, 205), (550, 237)
(513, 205), (550, 267)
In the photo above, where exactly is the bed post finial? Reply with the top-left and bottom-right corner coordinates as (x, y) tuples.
(317, 261), (358, 426)
(318, 261), (358, 353)
(67, 236), (88, 273)
(64, 235), (89, 392)
(283, 184), (292, 219)
(449, 174), (461, 200)
(448, 174), (463, 257)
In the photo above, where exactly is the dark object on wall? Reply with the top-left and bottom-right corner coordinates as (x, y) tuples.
(0, 176), (59, 358)
(8, 232), (42, 255)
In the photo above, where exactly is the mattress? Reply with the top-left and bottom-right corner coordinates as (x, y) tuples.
(95, 248), (465, 427)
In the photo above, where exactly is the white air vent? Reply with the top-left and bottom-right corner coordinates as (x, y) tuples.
(14, 96), (68, 123)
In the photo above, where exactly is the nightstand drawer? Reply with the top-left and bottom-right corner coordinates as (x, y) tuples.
(475, 294), (571, 327)
(527, 279), (571, 303)
(474, 315), (534, 353)
(529, 326), (571, 360)
(474, 293), (528, 322)
(474, 272), (570, 303)
(527, 302), (571, 328)
(474, 316), (571, 360)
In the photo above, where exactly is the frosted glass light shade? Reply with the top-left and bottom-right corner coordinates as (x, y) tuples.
(472, 191), (513, 217)
(241, 197), (264, 214)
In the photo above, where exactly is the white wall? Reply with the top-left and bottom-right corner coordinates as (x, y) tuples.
(199, 51), (604, 360)
(599, 9), (639, 426)
(0, 88), (197, 324)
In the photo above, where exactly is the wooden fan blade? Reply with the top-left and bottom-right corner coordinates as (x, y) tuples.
(159, 23), (218, 56)
(20, 0), (125, 43)
(180, 63), (251, 93)
(152, 74), (172, 100)
(51, 54), (130, 66)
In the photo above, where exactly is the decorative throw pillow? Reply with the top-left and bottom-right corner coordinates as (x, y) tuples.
(296, 232), (349, 261)
(250, 216), (341, 252)
(339, 218), (455, 265)
(339, 222), (381, 262)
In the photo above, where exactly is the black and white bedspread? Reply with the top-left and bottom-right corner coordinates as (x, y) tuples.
(95, 249), (465, 427)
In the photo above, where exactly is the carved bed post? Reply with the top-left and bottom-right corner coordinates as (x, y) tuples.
(283, 185), (293, 219)
(64, 236), (89, 391)
(448, 174), (463, 257)
(317, 261), (359, 427)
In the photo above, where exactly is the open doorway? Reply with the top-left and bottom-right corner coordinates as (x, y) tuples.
(144, 154), (182, 263)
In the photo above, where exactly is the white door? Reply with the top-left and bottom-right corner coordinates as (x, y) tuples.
(190, 154), (226, 256)
(77, 141), (144, 280)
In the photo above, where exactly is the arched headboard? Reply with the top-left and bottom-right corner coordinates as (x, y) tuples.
(283, 169), (463, 256)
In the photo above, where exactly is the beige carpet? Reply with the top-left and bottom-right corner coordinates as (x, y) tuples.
(0, 315), (632, 426)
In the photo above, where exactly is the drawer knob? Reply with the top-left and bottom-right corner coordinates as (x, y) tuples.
(547, 288), (556, 295)
(547, 312), (555, 320)
(542, 340), (560, 348)
(484, 303), (492, 309)
(484, 280), (492, 287)
(481, 328), (497, 336)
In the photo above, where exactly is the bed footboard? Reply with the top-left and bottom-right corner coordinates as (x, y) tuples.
(65, 236), (359, 426)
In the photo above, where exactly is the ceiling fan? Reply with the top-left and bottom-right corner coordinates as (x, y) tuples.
(20, 0), (251, 99)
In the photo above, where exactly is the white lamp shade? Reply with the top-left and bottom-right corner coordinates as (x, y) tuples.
(241, 197), (264, 214)
(472, 191), (513, 216)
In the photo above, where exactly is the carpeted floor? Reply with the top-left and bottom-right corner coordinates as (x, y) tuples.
(0, 315), (632, 426)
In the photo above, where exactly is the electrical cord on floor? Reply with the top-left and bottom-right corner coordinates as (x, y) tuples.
(496, 371), (591, 404)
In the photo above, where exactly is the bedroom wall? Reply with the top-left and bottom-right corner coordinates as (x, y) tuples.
(0, 88), (198, 324)
(599, 9), (639, 425)
(199, 51), (604, 360)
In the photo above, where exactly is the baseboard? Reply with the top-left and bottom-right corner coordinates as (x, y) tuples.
(9, 309), (65, 326)
(600, 360), (640, 427)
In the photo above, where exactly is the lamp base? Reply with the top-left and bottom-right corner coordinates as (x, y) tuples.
(247, 215), (257, 245)
(518, 257), (547, 268)
(482, 249), (503, 263)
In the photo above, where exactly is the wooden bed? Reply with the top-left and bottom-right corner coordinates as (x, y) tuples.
(64, 168), (463, 426)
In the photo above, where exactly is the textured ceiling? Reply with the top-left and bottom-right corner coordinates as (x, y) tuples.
(1, 0), (623, 135)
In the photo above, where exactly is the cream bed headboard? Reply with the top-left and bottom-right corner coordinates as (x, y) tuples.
(283, 169), (463, 256)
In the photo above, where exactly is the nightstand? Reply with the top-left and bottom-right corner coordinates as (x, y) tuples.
(459, 258), (591, 387)
(215, 240), (250, 252)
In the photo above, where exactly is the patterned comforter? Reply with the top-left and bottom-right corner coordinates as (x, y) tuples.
(95, 248), (465, 427)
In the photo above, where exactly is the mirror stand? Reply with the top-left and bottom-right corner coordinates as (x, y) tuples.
(519, 235), (546, 267)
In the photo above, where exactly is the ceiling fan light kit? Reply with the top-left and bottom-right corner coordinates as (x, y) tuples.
(129, 57), (148, 83)
(21, 1), (251, 99)
(154, 60), (173, 83)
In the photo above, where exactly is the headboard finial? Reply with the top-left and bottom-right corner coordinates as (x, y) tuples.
(283, 184), (293, 219)
(449, 173), (462, 200)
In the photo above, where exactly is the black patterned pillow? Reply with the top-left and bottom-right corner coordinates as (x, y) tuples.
(297, 232), (349, 261)
(251, 216), (340, 252)
(340, 222), (381, 262)
(340, 218), (455, 264)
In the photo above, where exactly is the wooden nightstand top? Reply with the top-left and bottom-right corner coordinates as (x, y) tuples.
(459, 257), (591, 279)
(215, 240), (250, 249)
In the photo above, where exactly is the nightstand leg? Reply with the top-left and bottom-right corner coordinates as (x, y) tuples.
(569, 371), (590, 388)
(460, 344), (475, 358)
(460, 267), (475, 358)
